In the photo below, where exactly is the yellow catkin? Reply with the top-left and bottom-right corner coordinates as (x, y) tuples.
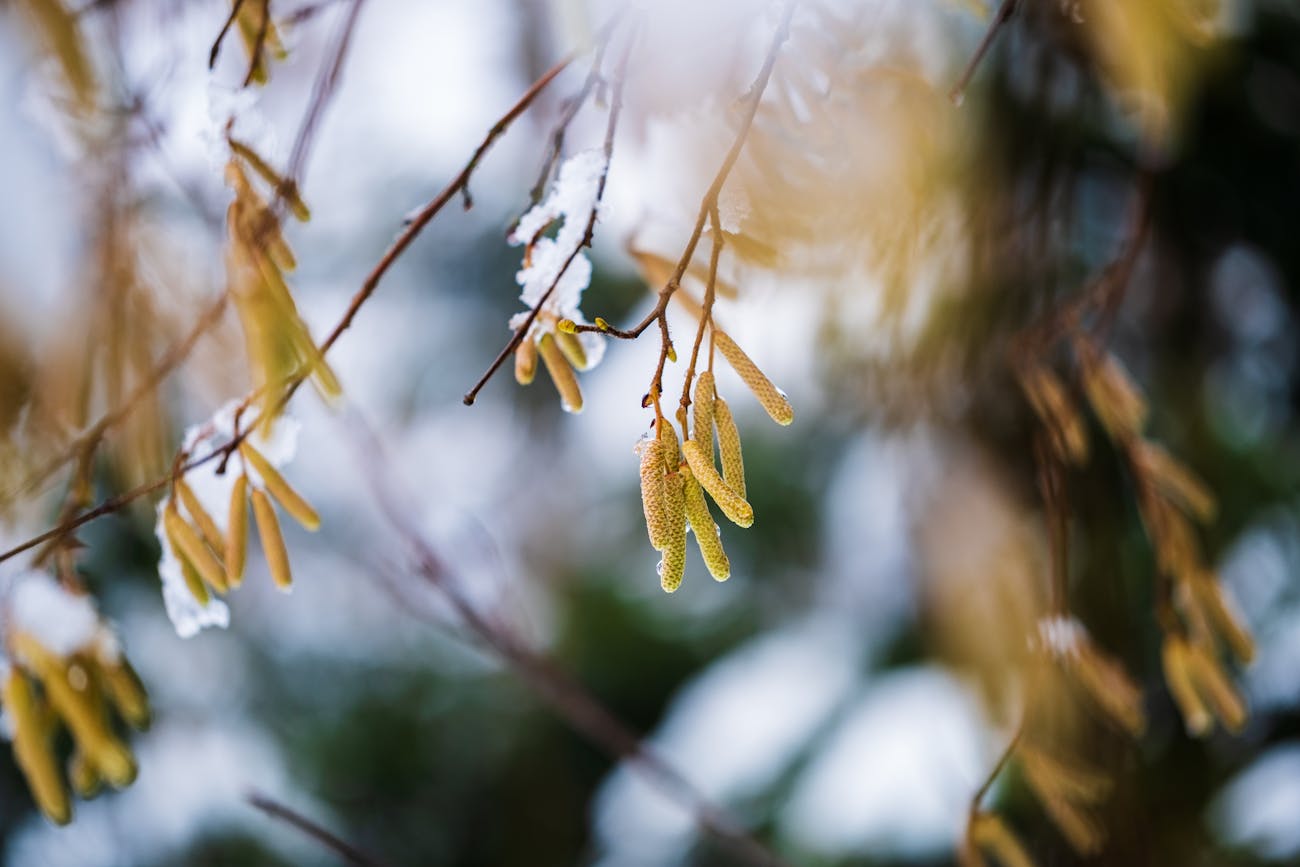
(556, 331), (589, 371)
(180, 556), (211, 605)
(1071, 644), (1147, 737)
(1078, 345), (1148, 441)
(659, 473), (687, 593)
(1019, 365), (1088, 464)
(251, 488), (293, 590)
(229, 139), (311, 223)
(1036, 790), (1105, 856)
(639, 437), (672, 551)
(683, 440), (753, 528)
(226, 475), (250, 588)
(1185, 642), (1248, 733)
(692, 371), (717, 466)
(1192, 574), (1255, 664)
(3, 670), (70, 824)
(1134, 441), (1217, 522)
(1162, 636), (1211, 736)
(68, 749), (101, 799)
(713, 396), (746, 500)
(713, 330), (794, 426)
(95, 658), (149, 730)
(537, 333), (583, 413)
(515, 338), (538, 385)
(657, 416), (681, 469)
(175, 477), (225, 555)
(164, 505), (228, 594)
(240, 444), (320, 531)
(18, 644), (135, 788)
(683, 473), (730, 581)
(1018, 744), (1111, 804)
(970, 814), (1036, 867)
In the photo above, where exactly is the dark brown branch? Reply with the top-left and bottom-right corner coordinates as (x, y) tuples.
(247, 791), (388, 867)
(949, 0), (1018, 105)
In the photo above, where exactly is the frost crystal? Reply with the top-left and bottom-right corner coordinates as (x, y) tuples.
(507, 149), (608, 365)
(156, 401), (300, 638)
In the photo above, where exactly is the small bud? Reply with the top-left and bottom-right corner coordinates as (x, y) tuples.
(595, 317), (610, 331)
(667, 344), (678, 364)
(557, 318), (577, 334)
(713, 330), (794, 426)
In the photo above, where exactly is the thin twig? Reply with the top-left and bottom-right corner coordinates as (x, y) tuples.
(571, 0), (797, 405)
(242, 0), (274, 87)
(949, 0), (1018, 105)
(247, 791), (388, 867)
(348, 415), (793, 867)
(677, 204), (724, 434)
(462, 31), (628, 406)
(210, 0), (250, 70)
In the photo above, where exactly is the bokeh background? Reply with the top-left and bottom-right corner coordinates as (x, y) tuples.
(0, 0), (1298, 865)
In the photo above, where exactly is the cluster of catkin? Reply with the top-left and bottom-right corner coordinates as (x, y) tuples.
(225, 140), (340, 426)
(3, 626), (148, 825)
(975, 334), (1257, 864)
(165, 442), (319, 602)
(515, 317), (599, 413)
(638, 330), (793, 592)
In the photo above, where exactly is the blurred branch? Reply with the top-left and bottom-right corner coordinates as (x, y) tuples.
(0, 41), (576, 566)
(209, 0), (250, 70)
(349, 415), (793, 867)
(2, 293), (229, 510)
(949, 0), (1018, 105)
(247, 790), (388, 867)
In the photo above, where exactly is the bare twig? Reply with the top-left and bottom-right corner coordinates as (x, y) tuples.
(247, 791), (388, 867)
(949, 0), (1018, 105)
(462, 30), (629, 406)
(348, 415), (793, 867)
(571, 1), (797, 404)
